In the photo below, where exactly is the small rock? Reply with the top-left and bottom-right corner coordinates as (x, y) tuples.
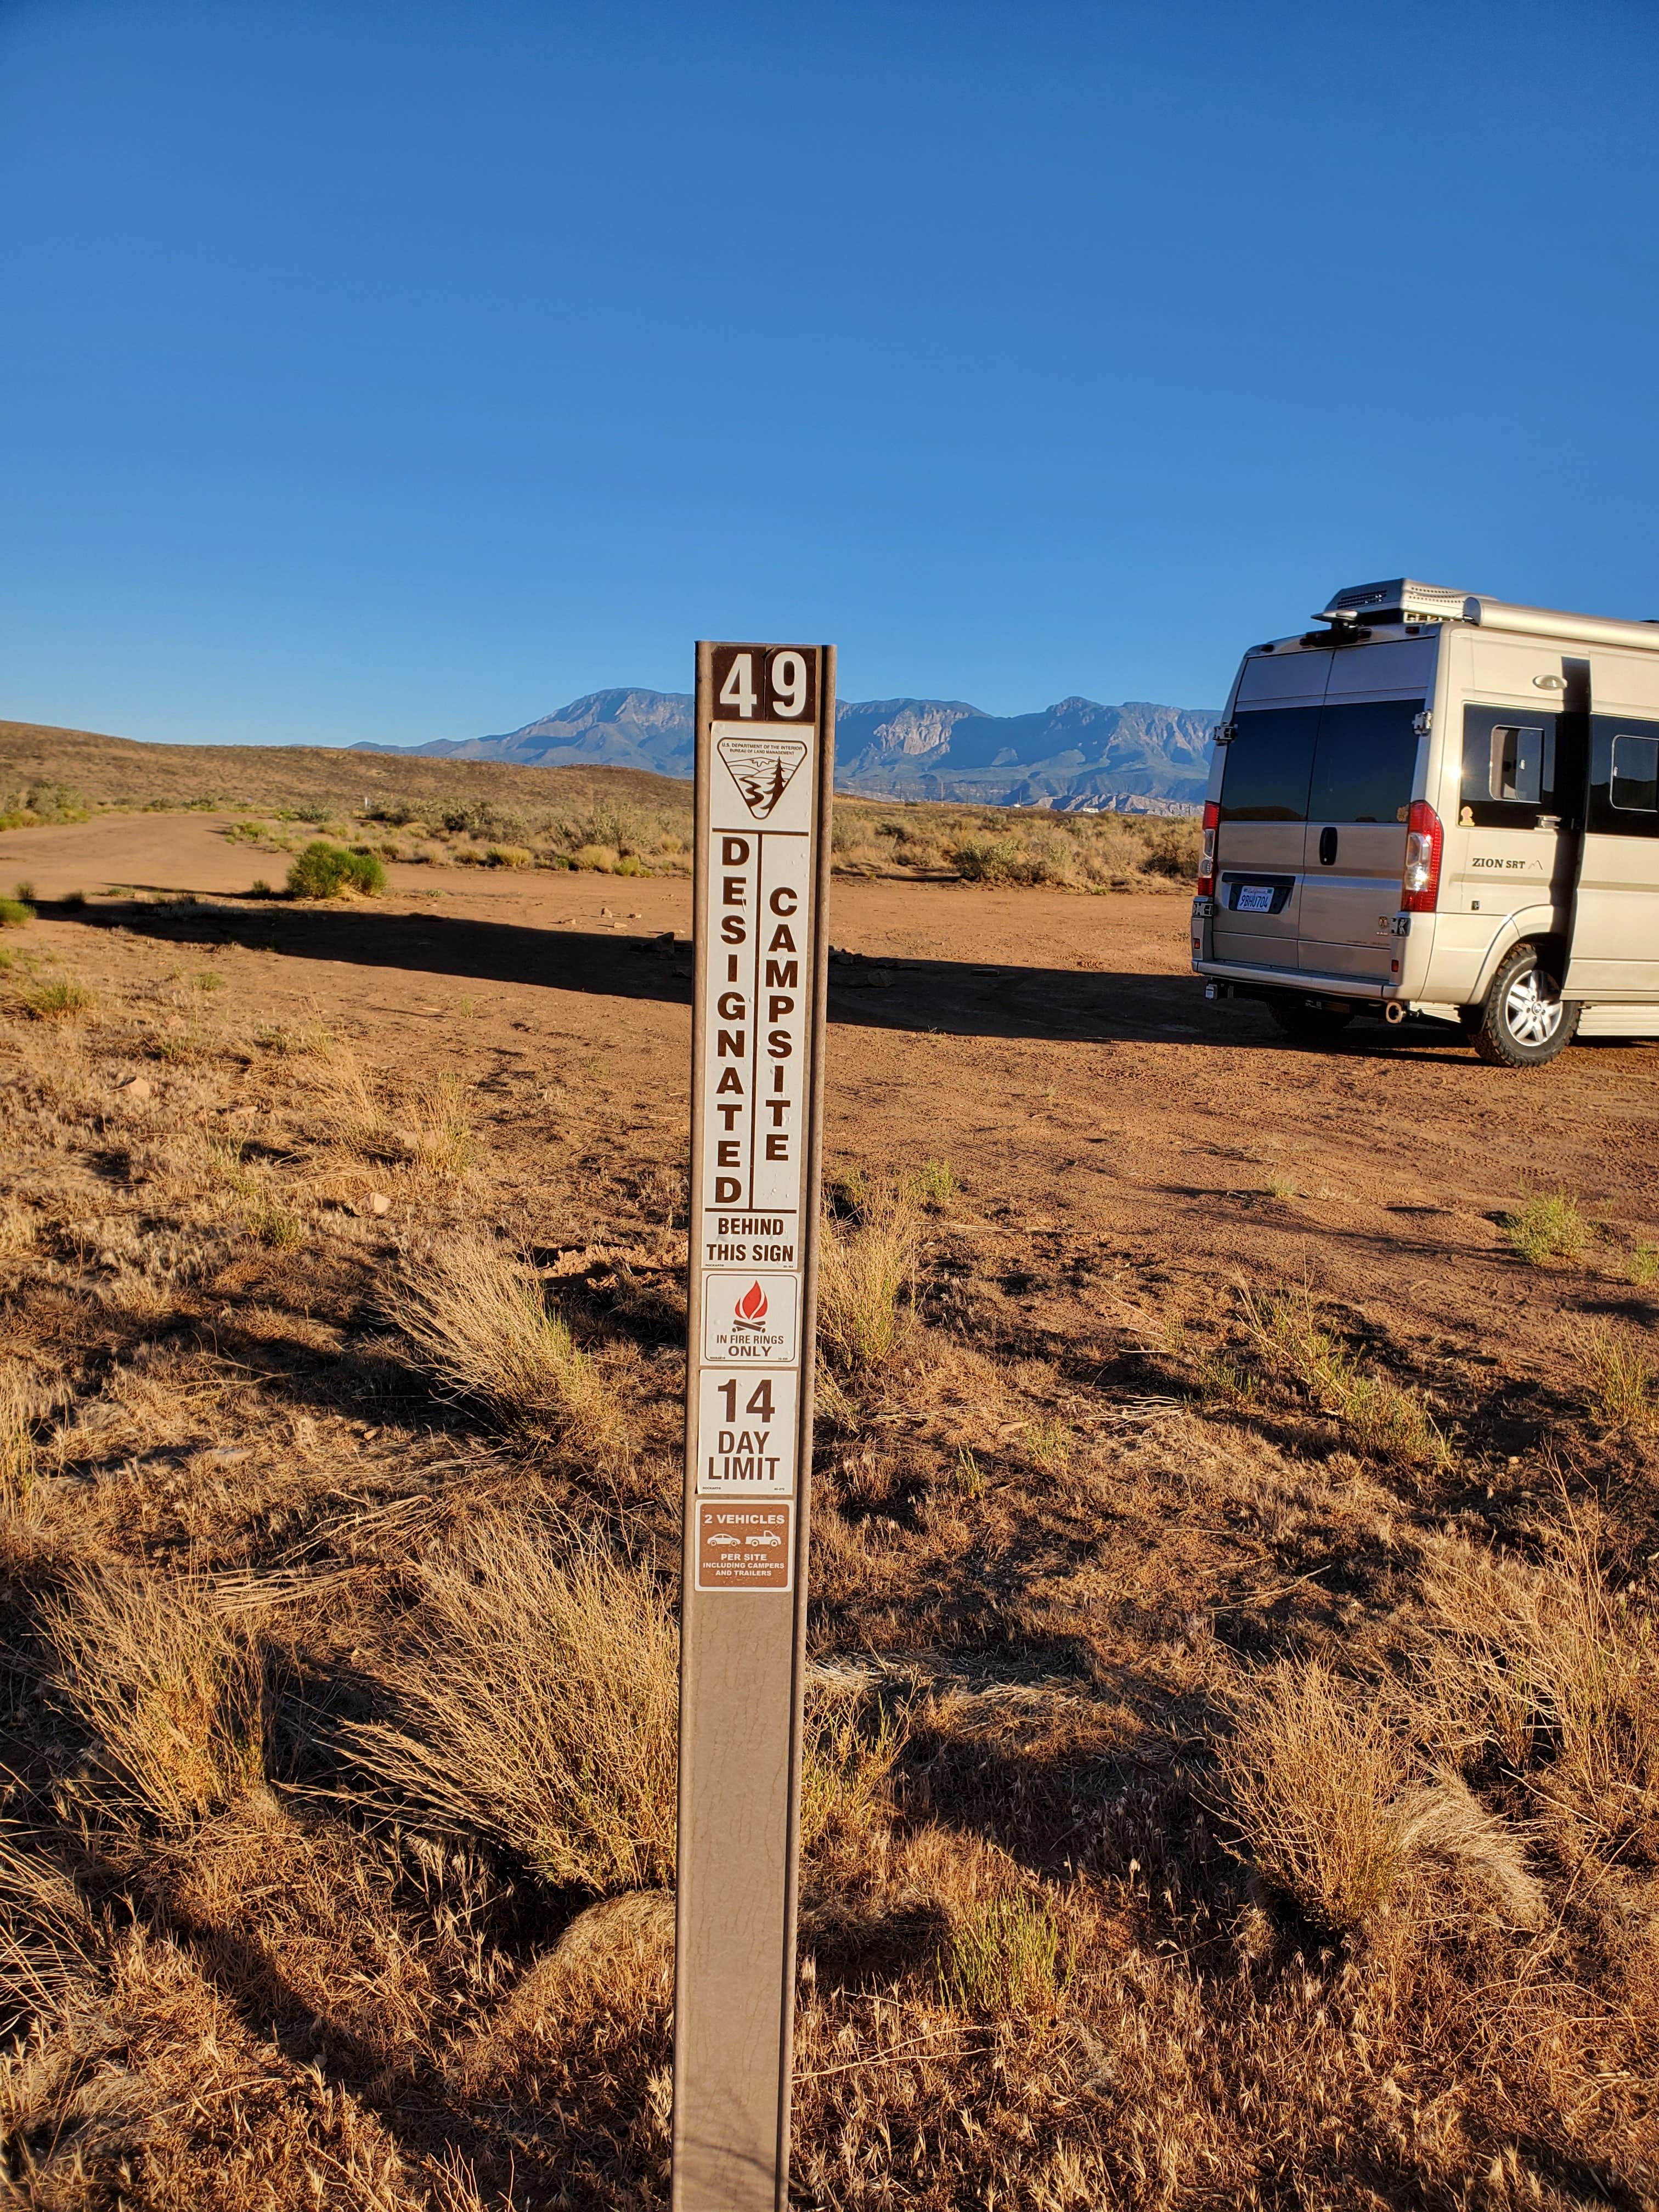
(628, 910), (642, 918)
(117, 1076), (154, 1101)
(366, 1192), (391, 1217)
(599, 905), (612, 917)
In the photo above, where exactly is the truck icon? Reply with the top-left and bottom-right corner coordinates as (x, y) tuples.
(744, 1530), (783, 1548)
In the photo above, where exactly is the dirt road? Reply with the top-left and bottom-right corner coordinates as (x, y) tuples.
(13, 812), (1658, 1400)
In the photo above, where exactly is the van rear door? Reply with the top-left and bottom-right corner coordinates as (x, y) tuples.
(1298, 638), (1436, 980)
(1210, 646), (1329, 968)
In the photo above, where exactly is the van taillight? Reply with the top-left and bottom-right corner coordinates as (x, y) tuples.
(1197, 801), (1220, 896)
(1401, 800), (1442, 912)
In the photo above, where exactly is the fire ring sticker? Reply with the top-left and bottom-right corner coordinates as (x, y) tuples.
(701, 1272), (799, 1364)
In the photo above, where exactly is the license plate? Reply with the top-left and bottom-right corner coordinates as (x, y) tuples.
(1234, 885), (1274, 913)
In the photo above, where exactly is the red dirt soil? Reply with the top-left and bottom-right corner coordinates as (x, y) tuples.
(8, 811), (1656, 1401)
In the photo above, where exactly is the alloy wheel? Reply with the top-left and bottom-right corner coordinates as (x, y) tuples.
(1504, 969), (1564, 1047)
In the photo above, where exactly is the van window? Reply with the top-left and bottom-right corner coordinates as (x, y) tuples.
(1587, 719), (1659, 836)
(1489, 724), (1549, 804)
(1462, 704), (1560, 827)
(1306, 699), (1421, 823)
(1217, 706), (1319, 821)
(1611, 733), (1659, 813)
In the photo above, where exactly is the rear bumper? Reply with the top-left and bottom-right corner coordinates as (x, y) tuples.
(1193, 958), (1392, 1003)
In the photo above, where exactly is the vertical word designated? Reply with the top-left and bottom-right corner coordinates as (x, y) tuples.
(673, 644), (834, 2212)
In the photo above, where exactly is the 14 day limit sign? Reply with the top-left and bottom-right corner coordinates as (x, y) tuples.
(673, 644), (834, 2210)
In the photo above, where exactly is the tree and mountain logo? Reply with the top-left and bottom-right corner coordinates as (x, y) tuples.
(717, 736), (808, 821)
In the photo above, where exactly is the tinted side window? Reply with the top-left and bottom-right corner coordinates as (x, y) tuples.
(1460, 704), (1559, 827)
(1218, 706), (1319, 822)
(1613, 735), (1659, 812)
(1490, 724), (1547, 803)
(1307, 699), (1421, 823)
(1588, 718), (1659, 837)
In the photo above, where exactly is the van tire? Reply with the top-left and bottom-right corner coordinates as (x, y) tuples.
(1269, 998), (1355, 1041)
(1471, 945), (1579, 1068)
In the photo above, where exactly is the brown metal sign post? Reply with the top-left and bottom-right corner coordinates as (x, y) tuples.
(673, 642), (835, 2210)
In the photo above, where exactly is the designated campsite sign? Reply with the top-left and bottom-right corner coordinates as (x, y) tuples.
(673, 645), (834, 2211)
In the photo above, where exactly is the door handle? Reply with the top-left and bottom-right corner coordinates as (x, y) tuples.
(1318, 826), (1338, 865)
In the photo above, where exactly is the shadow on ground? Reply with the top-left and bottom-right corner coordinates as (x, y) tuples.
(71, 895), (1475, 1058)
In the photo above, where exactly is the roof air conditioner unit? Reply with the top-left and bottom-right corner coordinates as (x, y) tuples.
(1318, 579), (1480, 624)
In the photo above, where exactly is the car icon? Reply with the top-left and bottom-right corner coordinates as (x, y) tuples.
(707, 1533), (740, 1548)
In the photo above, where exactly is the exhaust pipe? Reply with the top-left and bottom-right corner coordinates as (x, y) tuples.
(1384, 1001), (1406, 1025)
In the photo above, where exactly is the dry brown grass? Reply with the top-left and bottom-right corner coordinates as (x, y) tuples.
(1216, 1658), (1547, 1936)
(454, 1888), (674, 2094)
(0, 1827), (95, 2036)
(1217, 1658), (1414, 1931)
(379, 1230), (619, 1448)
(1421, 1516), (1659, 1848)
(831, 796), (1199, 890)
(0, 1358), (40, 1508)
(799, 1675), (904, 1859)
(0, 1921), (444, 2208)
(148, 1786), (509, 2090)
(2, 916), (1658, 2203)
(312, 1041), (476, 1183)
(341, 1516), (678, 1892)
(817, 1182), (921, 1373)
(0, 714), (686, 821)
(400, 1069), (476, 1177)
(1238, 1283), (1448, 1467)
(304, 1030), (387, 1153)
(1576, 1317), (1659, 1431)
(42, 1569), (265, 1832)
(1390, 1774), (1548, 1929)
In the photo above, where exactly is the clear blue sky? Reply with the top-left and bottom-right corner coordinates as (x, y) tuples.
(3, 0), (1657, 748)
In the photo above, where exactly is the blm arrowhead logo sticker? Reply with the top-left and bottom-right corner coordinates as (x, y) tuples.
(718, 735), (809, 821)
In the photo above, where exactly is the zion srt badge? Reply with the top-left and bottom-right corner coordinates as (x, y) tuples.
(716, 733), (809, 821)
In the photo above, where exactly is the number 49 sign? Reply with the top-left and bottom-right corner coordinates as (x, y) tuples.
(673, 644), (834, 2211)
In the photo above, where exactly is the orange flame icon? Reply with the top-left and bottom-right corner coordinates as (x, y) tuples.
(735, 1282), (769, 1324)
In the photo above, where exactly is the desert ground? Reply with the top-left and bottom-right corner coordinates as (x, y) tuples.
(2, 779), (1658, 2208)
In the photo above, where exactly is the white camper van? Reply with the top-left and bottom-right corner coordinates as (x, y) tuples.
(1192, 580), (1659, 1067)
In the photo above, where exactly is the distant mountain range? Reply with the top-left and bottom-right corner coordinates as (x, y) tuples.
(353, 689), (1218, 811)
